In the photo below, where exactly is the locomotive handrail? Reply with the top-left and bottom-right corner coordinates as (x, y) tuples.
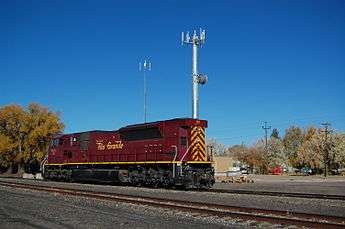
(179, 143), (193, 163)
(171, 145), (178, 178)
(40, 154), (48, 176)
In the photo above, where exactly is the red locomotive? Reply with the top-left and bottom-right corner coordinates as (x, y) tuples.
(43, 118), (215, 189)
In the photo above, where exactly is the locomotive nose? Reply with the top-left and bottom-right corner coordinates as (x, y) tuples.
(190, 126), (206, 162)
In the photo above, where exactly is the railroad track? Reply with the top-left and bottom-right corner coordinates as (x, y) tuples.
(1, 177), (345, 200)
(0, 180), (344, 228)
(208, 188), (345, 201)
(2, 177), (344, 201)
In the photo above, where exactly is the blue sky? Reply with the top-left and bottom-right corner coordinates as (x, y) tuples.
(1, 0), (344, 146)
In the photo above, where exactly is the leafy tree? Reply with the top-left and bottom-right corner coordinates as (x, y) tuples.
(296, 128), (345, 173)
(233, 141), (270, 174)
(271, 128), (280, 139)
(0, 134), (16, 168)
(0, 103), (64, 173)
(249, 144), (269, 174)
(283, 126), (304, 168)
(297, 127), (323, 170)
(329, 132), (345, 170)
(227, 144), (247, 157)
(0, 105), (26, 167)
(267, 137), (286, 168)
(22, 103), (64, 163)
(232, 125), (345, 175)
(207, 138), (227, 156)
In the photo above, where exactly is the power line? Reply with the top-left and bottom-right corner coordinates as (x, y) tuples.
(321, 122), (332, 177)
(208, 115), (345, 133)
(209, 133), (262, 141)
(262, 121), (271, 149)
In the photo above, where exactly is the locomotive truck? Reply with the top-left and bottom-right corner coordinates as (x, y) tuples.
(43, 118), (215, 189)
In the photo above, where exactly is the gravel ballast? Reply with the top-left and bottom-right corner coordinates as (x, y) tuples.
(0, 177), (344, 218)
(0, 185), (268, 229)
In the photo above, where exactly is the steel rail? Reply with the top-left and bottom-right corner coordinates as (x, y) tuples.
(1, 177), (344, 200)
(1, 177), (345, 201)
(0, 180), (344, 228)
(208, 188), (345, 201)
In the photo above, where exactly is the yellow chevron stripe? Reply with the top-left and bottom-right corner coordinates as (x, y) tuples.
(192, 152), (205, 161)
(199, 152), (206, 160)
(190, 133), (198, 142)
(191, 129), (201, 139)
(191, 126), (204, 136)
(191, 150), (206, 161)
(192, 131), (203, 138)
(198, 140), (206, 149)
(191, 126), (198, 133)
(191, 126), (204, 135)
(194, 154), (205, 161)
(191, 142), (206, 153)
(191, 133), (205, 143)
(189, 126), (207, 162)
(192, 147), (206, 158)
(195, 127), (205, 135)
(193, 127), (205, 136)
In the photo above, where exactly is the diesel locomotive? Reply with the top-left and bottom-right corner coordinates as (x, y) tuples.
(43, 118), (215, 189)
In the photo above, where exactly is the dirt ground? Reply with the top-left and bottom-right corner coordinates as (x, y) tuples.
(213, 174), (345, 196)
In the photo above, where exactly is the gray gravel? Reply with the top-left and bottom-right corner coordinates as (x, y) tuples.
(213, 175), (345, 196)
(0, 176), (344, 220)
(0, 185), (252, 229)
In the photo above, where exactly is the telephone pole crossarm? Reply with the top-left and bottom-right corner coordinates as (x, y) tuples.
(262, 121), (271, 150)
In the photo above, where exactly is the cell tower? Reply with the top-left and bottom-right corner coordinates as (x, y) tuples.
(181, 29), (208, 119)
(139, 59), (152, 123)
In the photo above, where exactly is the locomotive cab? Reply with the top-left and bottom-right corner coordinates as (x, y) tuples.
(175, 119), (214, 188)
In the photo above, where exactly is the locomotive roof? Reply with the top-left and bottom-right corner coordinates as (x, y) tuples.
(120, 118), (207, 130)
(60, 118), (207, 136)
(59, 130), (115, 136)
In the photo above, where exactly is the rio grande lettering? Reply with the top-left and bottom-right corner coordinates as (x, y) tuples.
(96, 140), (124, 150)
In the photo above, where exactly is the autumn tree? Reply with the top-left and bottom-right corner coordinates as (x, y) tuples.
(232, 141), (270, 174)
(227, 144), (247, 157)
(271, 128), (280, 139)
(0, 105), (26, 170)
(207, 138), (227, 156)
(246, 143), (269, 174)
(0, 103), (64, 173)
(231, 125), (345, 175)
(23, 103), (64, 163)
(283, 126), (304, 168)
(297, 127), (323, 170)
(267, 137), (286, 168)
(0, 134), (16, 170)
(296, 127), (345, 173)
(331, 133), (345, 170)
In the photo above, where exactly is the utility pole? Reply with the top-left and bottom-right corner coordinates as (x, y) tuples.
(262, 122), (271, 150)
(321, 122), (332, 177)
(181, 29), (208, 119)
(139, 59), (151, 123)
